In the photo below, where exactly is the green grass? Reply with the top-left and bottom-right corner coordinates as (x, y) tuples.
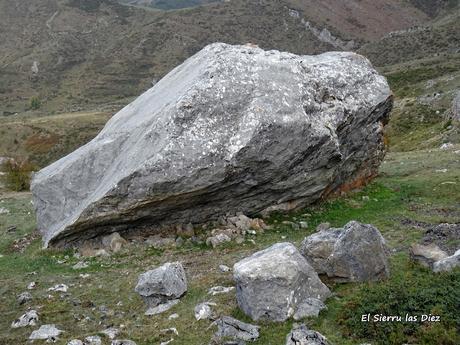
(1, 147), (459, 345)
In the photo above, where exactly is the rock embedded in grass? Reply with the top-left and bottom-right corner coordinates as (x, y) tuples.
(29, 324), (63, 341)
(285, 324), (330, 345)
(300, 227), (343, 274)
(194, 302), (216, 320)
(409, 243), (449, 268)
(234, 242), (331, 321)
(433, 249), (460, 272)
(293, 298), (327, 320)
(30, 43), (393, 248)
(301, 221), (390, 282)
(11, 310), (38, 328)
(214, 316), (260, 342)
(135, 262), (187, 315)
(17, 291), (32, 305)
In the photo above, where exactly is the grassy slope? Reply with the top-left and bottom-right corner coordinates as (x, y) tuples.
(0, 111), (112, 167)
(1, 147), (459, 345)
(0, 0), (435, 116)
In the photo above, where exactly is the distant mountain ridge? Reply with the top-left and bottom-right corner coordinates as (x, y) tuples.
(0, 0), (454, 115)
(117, 0), (221, 10)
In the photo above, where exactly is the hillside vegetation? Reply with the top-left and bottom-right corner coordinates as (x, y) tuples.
(0, 0), (443, 116)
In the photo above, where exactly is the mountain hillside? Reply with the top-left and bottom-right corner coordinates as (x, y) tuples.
(0, 0), (444, 115)
(117, 0), (220, 10)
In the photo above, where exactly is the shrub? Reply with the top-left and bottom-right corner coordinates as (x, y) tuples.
(337, 261), (460, 345)
(30, 96), (41, 110)
(1, 158), (36, 191)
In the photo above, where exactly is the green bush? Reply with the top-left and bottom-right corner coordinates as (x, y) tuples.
(30, 96), (41, 110)
(337, 262), (460, 345)
(1, 159), (36, 191)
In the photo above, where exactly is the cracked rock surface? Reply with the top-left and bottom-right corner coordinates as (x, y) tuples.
(234, 242), (331, 321)
(31, 43), (392, 247)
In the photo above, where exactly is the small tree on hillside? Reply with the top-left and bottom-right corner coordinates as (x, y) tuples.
(30, 96), (41, 110)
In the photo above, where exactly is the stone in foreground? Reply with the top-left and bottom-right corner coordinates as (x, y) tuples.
(135, 262), (187, 313)
(286, 324), (330, 345)
(301, 221), (390, 282)
(31, 43), (392, 247)
(234, 243), (331, 321)
(214, 316), (260, 341)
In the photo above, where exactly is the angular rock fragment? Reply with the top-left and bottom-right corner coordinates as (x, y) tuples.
(285, 324), (330, 345)
(145, 299), (180, 316)
(101, 232), (127, 253)
(29, 324), (63, 340)
(293, 298), (327, 320)
(433, 249), (460, 273)
(68, 340), (84, 345)
(135, 262), (187, 314)
(409, 243), (449, 268)
(300, 227), (343, 274)
(102, 327), (120, 340)
(84, 335), (102, 345)
(234, 242), (330, 321)
(31, 43), (392, 247)
(301, 221), (390, 282)
(215, 316), (260, 341)
(194, 302), (216, 320)
(48, 283), (69, 293)
(208, 286), (235, 296)
(17, 291), (32, 305)
(11, 310), (38, 328)
(206, 233), (232, 248)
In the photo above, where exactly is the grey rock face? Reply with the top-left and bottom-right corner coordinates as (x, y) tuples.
(214, 316), (260, 342)
(31, 43), (392, 247)
(409, 243), (449, 268)
(433, 249), (460, 273)
(84, 335), (102, 345)
(11, 310), (39, 328)
(29, 324), (63, 340)
(293, 298), (327, 320)
(300, 227), (343, 274)
(194, 302), (215, 320)
(285, 324), (330, 345)
(68, 340), (84, 345)
(17, 291), (33, 305)
(234, 242), (331, 321)
(31, 43), (392, 246)
(135, 262), (187, 313)
(301, 221), (390, 282)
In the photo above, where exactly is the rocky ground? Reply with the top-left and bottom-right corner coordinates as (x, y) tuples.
(1, 145), (459, 345)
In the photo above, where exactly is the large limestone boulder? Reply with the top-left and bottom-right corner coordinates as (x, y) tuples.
(301, 221), (390, 282)
(233, 242), (331, 321)
(31, 43), (392, 247)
